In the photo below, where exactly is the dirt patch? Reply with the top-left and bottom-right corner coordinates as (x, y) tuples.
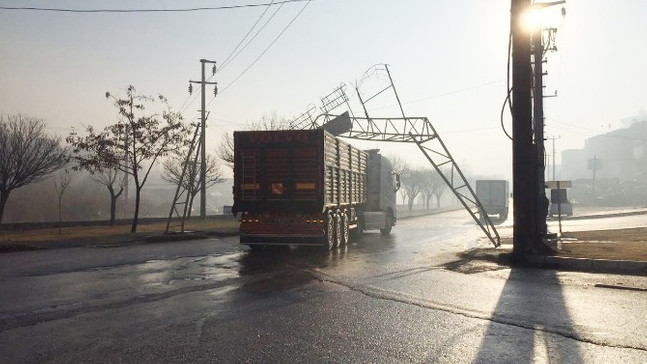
(444, 248), (513, 274)
(558, 227), (647, 261)
(0, 218), (239, 252)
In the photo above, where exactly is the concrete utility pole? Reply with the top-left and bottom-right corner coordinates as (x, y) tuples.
(511, 0), (538, 265)
(532, 24), (547, 237)
(190, 59), (217, 220)
(532, 0), (565, 239)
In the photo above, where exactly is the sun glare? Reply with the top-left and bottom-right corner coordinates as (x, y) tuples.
(522, 4), (565, 33)
(523, 9), (547, 32)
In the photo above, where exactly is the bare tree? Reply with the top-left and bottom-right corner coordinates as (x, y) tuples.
(216, 132), (234, 168)
(420, 169), (435, 210)
(401, 168), (426, 211)
(248, 112), (290, 131)
(162, 152), (225, 218)
(68, 86), (188, 232)
(216, 112), (289, 168)
(93, 168), (126, 226)
(387, 154), (411, 206)
(54, 170), (72, 234)
(430, 168), (448, 208)
(0, 114), (68, 223)
(67, 127), (126, 226)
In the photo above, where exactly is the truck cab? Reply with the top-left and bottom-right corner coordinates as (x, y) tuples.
(361, 150), (399, 234)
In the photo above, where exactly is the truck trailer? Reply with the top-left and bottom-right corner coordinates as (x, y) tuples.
(475, 180), (510, 222)
(232, 129), (399, 249)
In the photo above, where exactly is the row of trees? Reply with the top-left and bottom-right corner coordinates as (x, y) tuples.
(389, 154), (449, 211)
(1, 88), (456, 230)
(0, 86), (226, 232)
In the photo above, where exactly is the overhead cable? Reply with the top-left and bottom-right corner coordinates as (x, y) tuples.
(0, 1), (313, 13)
(215, 0), (312, 98)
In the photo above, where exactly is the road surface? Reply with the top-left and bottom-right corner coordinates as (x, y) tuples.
(1, 211), (646, 363)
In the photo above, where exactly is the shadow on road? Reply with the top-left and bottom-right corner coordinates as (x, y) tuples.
(474, 268), (584, 363)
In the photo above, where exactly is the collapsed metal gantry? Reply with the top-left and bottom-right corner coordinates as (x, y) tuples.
(290, 64), (501, 247)
(292, 112), (501, 247)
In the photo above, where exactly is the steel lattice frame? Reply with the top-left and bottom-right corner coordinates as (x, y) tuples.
(301, 114), (501, 247)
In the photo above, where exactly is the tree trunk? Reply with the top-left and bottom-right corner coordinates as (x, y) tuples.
(0, 191), (10, 224)
(108, 185), (116, 227)
(110, 194), (117, 226)
(187, 191), (198, 219)
(58, 194), (63, 235)
(131, 187), (141, 233)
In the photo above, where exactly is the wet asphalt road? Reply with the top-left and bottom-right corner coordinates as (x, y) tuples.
(1, 211), (646, 363)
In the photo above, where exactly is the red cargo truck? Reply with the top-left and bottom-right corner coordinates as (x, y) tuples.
(232, 129), (399, 250)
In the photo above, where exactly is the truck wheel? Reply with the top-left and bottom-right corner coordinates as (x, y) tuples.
(325, 212), (336, 250)
(351, 216), (364, 239)
(478, 210), (485, 223)
(333, 213), (342, 248)
(339, 213), (349, 246)
(380, 212), (393, 235)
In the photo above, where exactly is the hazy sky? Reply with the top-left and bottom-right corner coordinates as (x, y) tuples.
(1, 0), (646, 180)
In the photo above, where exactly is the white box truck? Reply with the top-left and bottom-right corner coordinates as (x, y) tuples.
(475, 180), (510, 222)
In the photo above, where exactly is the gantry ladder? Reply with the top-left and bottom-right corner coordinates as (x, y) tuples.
(164, 124), (201, 234)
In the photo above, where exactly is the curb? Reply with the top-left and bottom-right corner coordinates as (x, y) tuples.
(550, 209), (647, 221)
(528, 255), (647, 275)
(141, 229), (240, 243)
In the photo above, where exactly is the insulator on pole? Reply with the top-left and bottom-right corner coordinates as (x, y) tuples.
(188, 83), (193, 95)
(214, 83), (218, 97)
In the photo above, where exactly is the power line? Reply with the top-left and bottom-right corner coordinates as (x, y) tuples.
(176, 1), (310, 129)
(214, 1), (312, 98)
(0, 1), (314, 13)
(179, 1), (286, 116)
(219, 1), (281, 73)
(367, 79), (505, 113)
(545, 120), (647, 142)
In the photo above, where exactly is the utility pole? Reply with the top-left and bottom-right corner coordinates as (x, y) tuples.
(532, 25), (547, 237)
(190, 59), (217, 220)
(591, 155), (597, 199)
(511, 0), (538, 265)
(547, 136), (558, 181)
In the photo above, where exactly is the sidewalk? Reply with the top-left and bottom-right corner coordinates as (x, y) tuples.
(556, 205), (647, 220)
(473, 206), (647, 275)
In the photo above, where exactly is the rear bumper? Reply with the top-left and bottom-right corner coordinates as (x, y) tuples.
(241, 233), (325, 246)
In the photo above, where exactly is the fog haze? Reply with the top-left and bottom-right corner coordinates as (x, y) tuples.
(1, 0), (646, 221)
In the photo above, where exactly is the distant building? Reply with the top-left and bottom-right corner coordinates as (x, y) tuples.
(560, 115), (647, 205)
(560, 149), (587, 181)
(561, 118), (647, 182)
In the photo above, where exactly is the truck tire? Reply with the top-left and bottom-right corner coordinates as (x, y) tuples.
(339, 212), (349, 246)
(325, 212), (336, 250)
(351, 215), (364, 239)
(380, 212), (393, 235)
(333, 213), (342, 248)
